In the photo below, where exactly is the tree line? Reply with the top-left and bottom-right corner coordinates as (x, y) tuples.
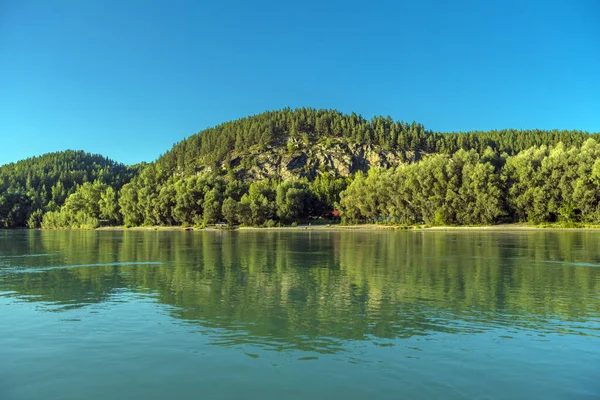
(41, 171), (348, 229)
(0, 150), (136, 228)
(1, 108), (598, 229)
(40, 139), (600, 228)
(341, 139), (600, 225)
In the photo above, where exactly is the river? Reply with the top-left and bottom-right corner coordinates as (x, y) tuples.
(1, 230), (599, 399)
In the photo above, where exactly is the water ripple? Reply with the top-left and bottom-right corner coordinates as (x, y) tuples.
(1, 261), (165, 274)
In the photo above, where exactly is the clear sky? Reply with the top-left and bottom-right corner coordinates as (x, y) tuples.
(1, 0), (599, 166)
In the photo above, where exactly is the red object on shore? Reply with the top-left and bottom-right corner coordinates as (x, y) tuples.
(331, 209), (340, 218)
(184, 227), (193, 231)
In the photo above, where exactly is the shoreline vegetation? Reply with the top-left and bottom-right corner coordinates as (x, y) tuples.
(2, 109), (600, 231)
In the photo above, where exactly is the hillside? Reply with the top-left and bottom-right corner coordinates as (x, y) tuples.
(1, 108), (599, 229)
(0, 150), (136, 228)
(155, 108), (592, 181)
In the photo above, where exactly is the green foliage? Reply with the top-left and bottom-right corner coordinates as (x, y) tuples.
(27, 209), (44, 229)
(118, 182), (143, 227)
(239, 181), (277, 226)
(340, 150), (506, 225)
(2, 109), (599, 229)
(276, 180), (314, 223)
(237, 200), (253, 227)
(337, 140), (600, 226)
(155, 107), (590, 181)
(309, 172), (347, 217)
(0, 150), (135, 227)
(203, 188), (222, 225)
(99, 186), (121, 225)
(221, 197), (239, 227)
(0, 192), (32, 228)
(156, 108), (435, 177)
(339, 170), (387, 224)
(433, 209), (449, 226)
(41, 209), (99, 230)
(41, 181), (120, 229)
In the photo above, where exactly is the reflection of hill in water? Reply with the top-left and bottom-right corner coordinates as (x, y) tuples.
(1, 230), (599, 351)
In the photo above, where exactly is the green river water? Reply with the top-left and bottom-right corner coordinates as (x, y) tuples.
(0, 230), (599, 399)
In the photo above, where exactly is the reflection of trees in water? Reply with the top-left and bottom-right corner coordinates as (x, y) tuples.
(1, 230), (599, 351)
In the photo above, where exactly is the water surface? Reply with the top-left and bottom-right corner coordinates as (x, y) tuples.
(1, 230), (599, 399)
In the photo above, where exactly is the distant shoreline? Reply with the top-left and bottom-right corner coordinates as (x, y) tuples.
(89, 223), (600, 232)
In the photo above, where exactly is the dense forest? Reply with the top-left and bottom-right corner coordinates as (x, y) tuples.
(1, 108), (598, 229)
(0, 150), (137, 228)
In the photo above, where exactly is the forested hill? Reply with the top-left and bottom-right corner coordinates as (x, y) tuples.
(1, 108), (599, 229)
(0, 150), (136, 228)
(156, 108), (592, 181)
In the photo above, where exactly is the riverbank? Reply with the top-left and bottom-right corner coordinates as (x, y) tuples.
(93, 222), (600, 232)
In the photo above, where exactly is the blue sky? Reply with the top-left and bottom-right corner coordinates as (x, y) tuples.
(1, 0), (599, 166)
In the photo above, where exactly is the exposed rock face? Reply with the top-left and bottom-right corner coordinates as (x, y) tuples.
(227, 138), (414, 181)
(286, 153), (308, 171)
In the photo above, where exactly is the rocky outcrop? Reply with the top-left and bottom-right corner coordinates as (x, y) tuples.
(226, 138), (414, 181)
